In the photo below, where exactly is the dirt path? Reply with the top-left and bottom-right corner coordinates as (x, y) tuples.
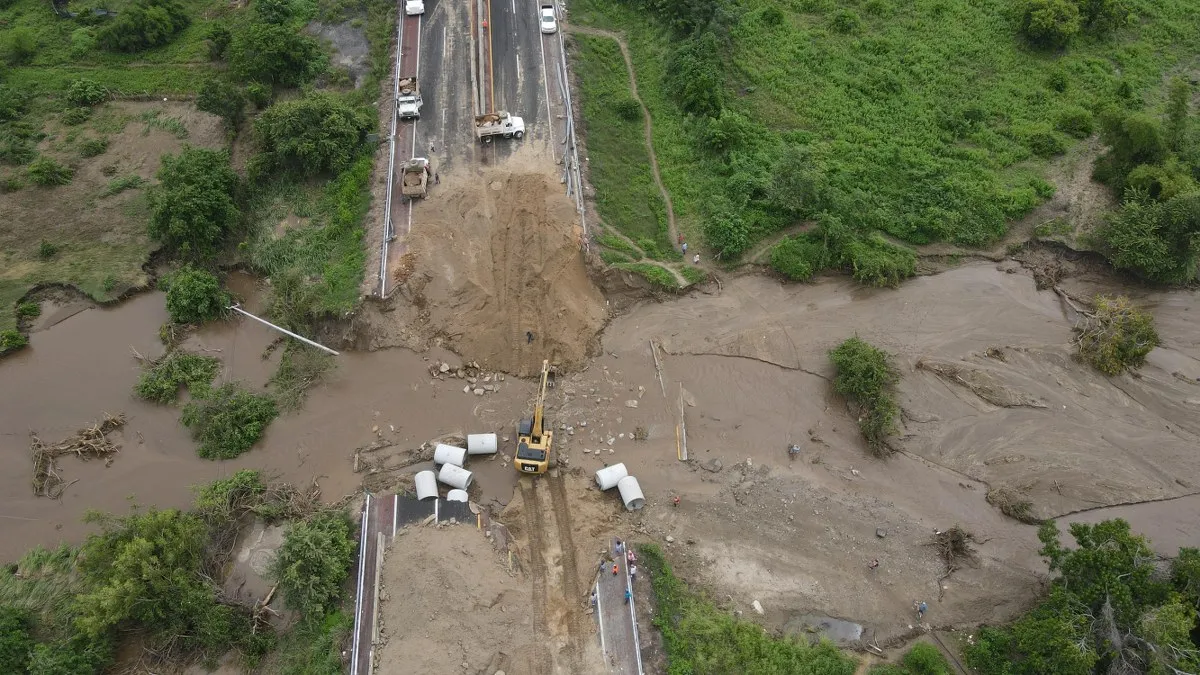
(567, 26), (679, 248)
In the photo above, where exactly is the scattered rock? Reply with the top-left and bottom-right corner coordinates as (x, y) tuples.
(463, 385), (470, 394)
(702, 458), (723, 473)
(876, 528), (887, 538)
(665, 536), (675, 543)
(580, 421), (587, 427)
(439, 363), (450, 373)
(474, 388), (485, 396)
(752, 600), (764, 615)
(850, 469), (861, 477)
(625, 400), (639, 408)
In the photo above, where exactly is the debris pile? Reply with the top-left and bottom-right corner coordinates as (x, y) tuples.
(31, 413), (125, 498)
(427, 359), (506, 396)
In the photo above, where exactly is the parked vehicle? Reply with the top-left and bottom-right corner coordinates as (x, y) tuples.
(405, 0), (424, 15)
(396, 78), (422, 120)
(401, 157), (430, 200)
(539, 3), (557, 33)
(474, 111), (525, 143)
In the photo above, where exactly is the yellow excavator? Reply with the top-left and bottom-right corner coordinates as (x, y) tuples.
(514, 360), (554, 474)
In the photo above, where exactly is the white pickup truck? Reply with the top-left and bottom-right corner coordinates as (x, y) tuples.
(475, 111), (525, 143)
(405, 0), (424, 15)
(396, 78), (422, 120)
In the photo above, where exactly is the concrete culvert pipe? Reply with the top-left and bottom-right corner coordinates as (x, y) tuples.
(447, 489), (469, 502)
(467, 433), (499, 455)
(438, 463), (474, 490)
(414, 470), (438, 501)
(434, 443), (467, 467)
(617, 476), (645, 511)
(595, 463), (629, 491)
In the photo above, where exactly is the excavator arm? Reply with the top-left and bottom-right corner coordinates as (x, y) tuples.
(531, 360), (549, 440)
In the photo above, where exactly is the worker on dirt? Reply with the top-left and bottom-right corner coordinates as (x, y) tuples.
(672, 495), (680, 507)
(590, 591), (596, 607)
(612, 563), (619, 576)
(434, 173), (440, 185)
(681, 242), (688, 254)
(627, 550), (636, 564)
(630, 564), (637, 583)
(915, 601), (927, 619)
(526, 331), (534, 344)
(868, 559), (879, 571)
(615, 539), (624, 555)
(693, 253), (700, 264)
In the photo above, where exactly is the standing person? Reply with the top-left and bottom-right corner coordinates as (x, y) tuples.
(693, 253), (700, 264)
(434, 172), (440, 185)
(915, 601), (927, 619)
(672, 496), (680, 508)
(630, 564), (637, 583)
(612, 563), (619, 576)
(615, 539), (624, 555)
(526, 331), (534, 344)
(590, 591), (597, 608)
(677, 233), (684, 245)
(624, 589), (632, 604)
(627, 550), (636, 565)
(681, 242), (688, 254)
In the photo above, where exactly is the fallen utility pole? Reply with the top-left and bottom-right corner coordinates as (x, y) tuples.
(228, 305), (340, 356)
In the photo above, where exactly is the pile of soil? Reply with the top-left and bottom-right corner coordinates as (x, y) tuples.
(400, 170), (607, 376)
(375, 524), (537, 675)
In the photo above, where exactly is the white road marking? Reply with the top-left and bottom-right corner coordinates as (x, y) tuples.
(516, 53), (522, 91)
(510, 0), (514, 13)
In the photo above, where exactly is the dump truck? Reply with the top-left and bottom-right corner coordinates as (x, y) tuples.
(514, 360), (554, 474)
(397, 78), (422, 120)
(475, 111), (525, 143)
(400, 157), (430, 200)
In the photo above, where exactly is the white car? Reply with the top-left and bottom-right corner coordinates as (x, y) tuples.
(540, 5), (556, 33)
(405, 0), (424, 16)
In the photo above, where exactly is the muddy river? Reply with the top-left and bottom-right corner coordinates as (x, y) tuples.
(2, 263), (1198, 570)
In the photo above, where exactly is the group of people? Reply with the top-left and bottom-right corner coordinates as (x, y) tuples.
(591, 540), (640, 607)
(677, 235), (701, 265)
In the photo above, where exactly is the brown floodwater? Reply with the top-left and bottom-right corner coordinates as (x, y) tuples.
(0, 284), (528, 562)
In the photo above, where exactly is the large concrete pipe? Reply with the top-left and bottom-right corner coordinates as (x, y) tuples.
(446, 489), (469, 502)
(594, 463), (629, 491)
(617, 476), (645, 511)
(434, 443), (467, 467)
(414, 470), (438, 501)
(438, 463), (474, 490)
(467, 433), (499, 455)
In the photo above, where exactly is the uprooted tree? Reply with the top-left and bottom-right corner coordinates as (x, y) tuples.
(829, 336), (900, 454)
(1073, 294), (1160, 376)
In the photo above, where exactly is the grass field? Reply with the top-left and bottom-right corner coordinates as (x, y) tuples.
(570, 0), (1200, 264)
(574, 34), (672, 250)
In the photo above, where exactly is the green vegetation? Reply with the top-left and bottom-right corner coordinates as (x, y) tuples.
(97, 0), (191, 52)
(1073, 294), (1159, 375)
(617, 262), (678, 289)
(227, 22), (324, 87)
(164, 265), (230, 324)
(869, 643), (952, 675)
(271, 510), (355, 615)
(252, 92), (374, 176)
(967, 519), (1200, 675)
(100, 174), (146, 196)
(597, 232), (644, 260)
(66, 79), (108, 106)
(26, 156), (73, 186)
(270, 343), (335, 411)
(0, 473), (358, 674)
(182, 382), (279, 459)
(134, 350), (221, 403)
(680, 265), (707, 284)
(16, 301), (40, 318)
(572, 0), (1199, 281)
(573, 35), (669, 249)
(196, 77), (246, 128)
(148, 146), (240, 260)
(829, 337), (899, 453)
(0, 328), (28, 354)
(640, 543), (856, 674)
(79, 136), (110, 158)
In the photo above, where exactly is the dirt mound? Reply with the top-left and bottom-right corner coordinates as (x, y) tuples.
(376, 523), (537, 675)
(401, 171), (607, 376)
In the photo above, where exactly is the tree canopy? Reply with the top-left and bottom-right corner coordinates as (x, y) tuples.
(252, 92), (373, 176)
(148, 147), (240, 259)
(227, 22), (324, 87)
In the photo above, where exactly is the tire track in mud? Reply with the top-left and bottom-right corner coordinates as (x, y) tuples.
(547, 473), (588, 672)
(519, 479), (555, 675)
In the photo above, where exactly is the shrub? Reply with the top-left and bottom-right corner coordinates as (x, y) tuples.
(1020, 0), (1080, 48)
(1124, 161), (1196, 202)
(254, 0), (295, 24)
(770, 233), (830, 281)
(181, 382), (278, 459)
(1024, 125), (1067, 157)
(100, 174), (146, 197)
(1093, 193), (1200, 283)
(196, 79), (246, 128)
(1166, 77), (1190, 152)
(0, 606), (32, 673)
(61, 106), (92, 125)
(16, 301), (40, 318)
(829, 337), (899, 453)
(66, 79), (107, 106)
(612, 97), (641, 122)
(702, 207), (752, 259)
(1095, 109), (1168, 187)
(37, 240), (58, 259)
(1046, 69), (1069, 93)
(134, 351), (221, 403)
(271, 510), (355, 615)
(69, 27), (97, 59)
(165, 267), (229, 324)
(0, 85), (28, 122)
(26, 633), (113, 675)
(97, 0), (190, 52)
(252, 92), (373, 176)
(902, 643), (951, 675)
(79, 137), (109, 158)
(664, 32), (724, 118)
(228, 23), (324, 87)
(1079, 0), (1129, 34)
(841, 233), (916, 287)
(1055, 106), (1095, 138)
(1074, 295), (1160, 375)
(830, 9), (863, 34)
(0, 329), (27, 353)
(2, 28), (37, 65)
(275, 612), (353, 675)
(148, 147), (240, 259)
(27, 157), (73, 186)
